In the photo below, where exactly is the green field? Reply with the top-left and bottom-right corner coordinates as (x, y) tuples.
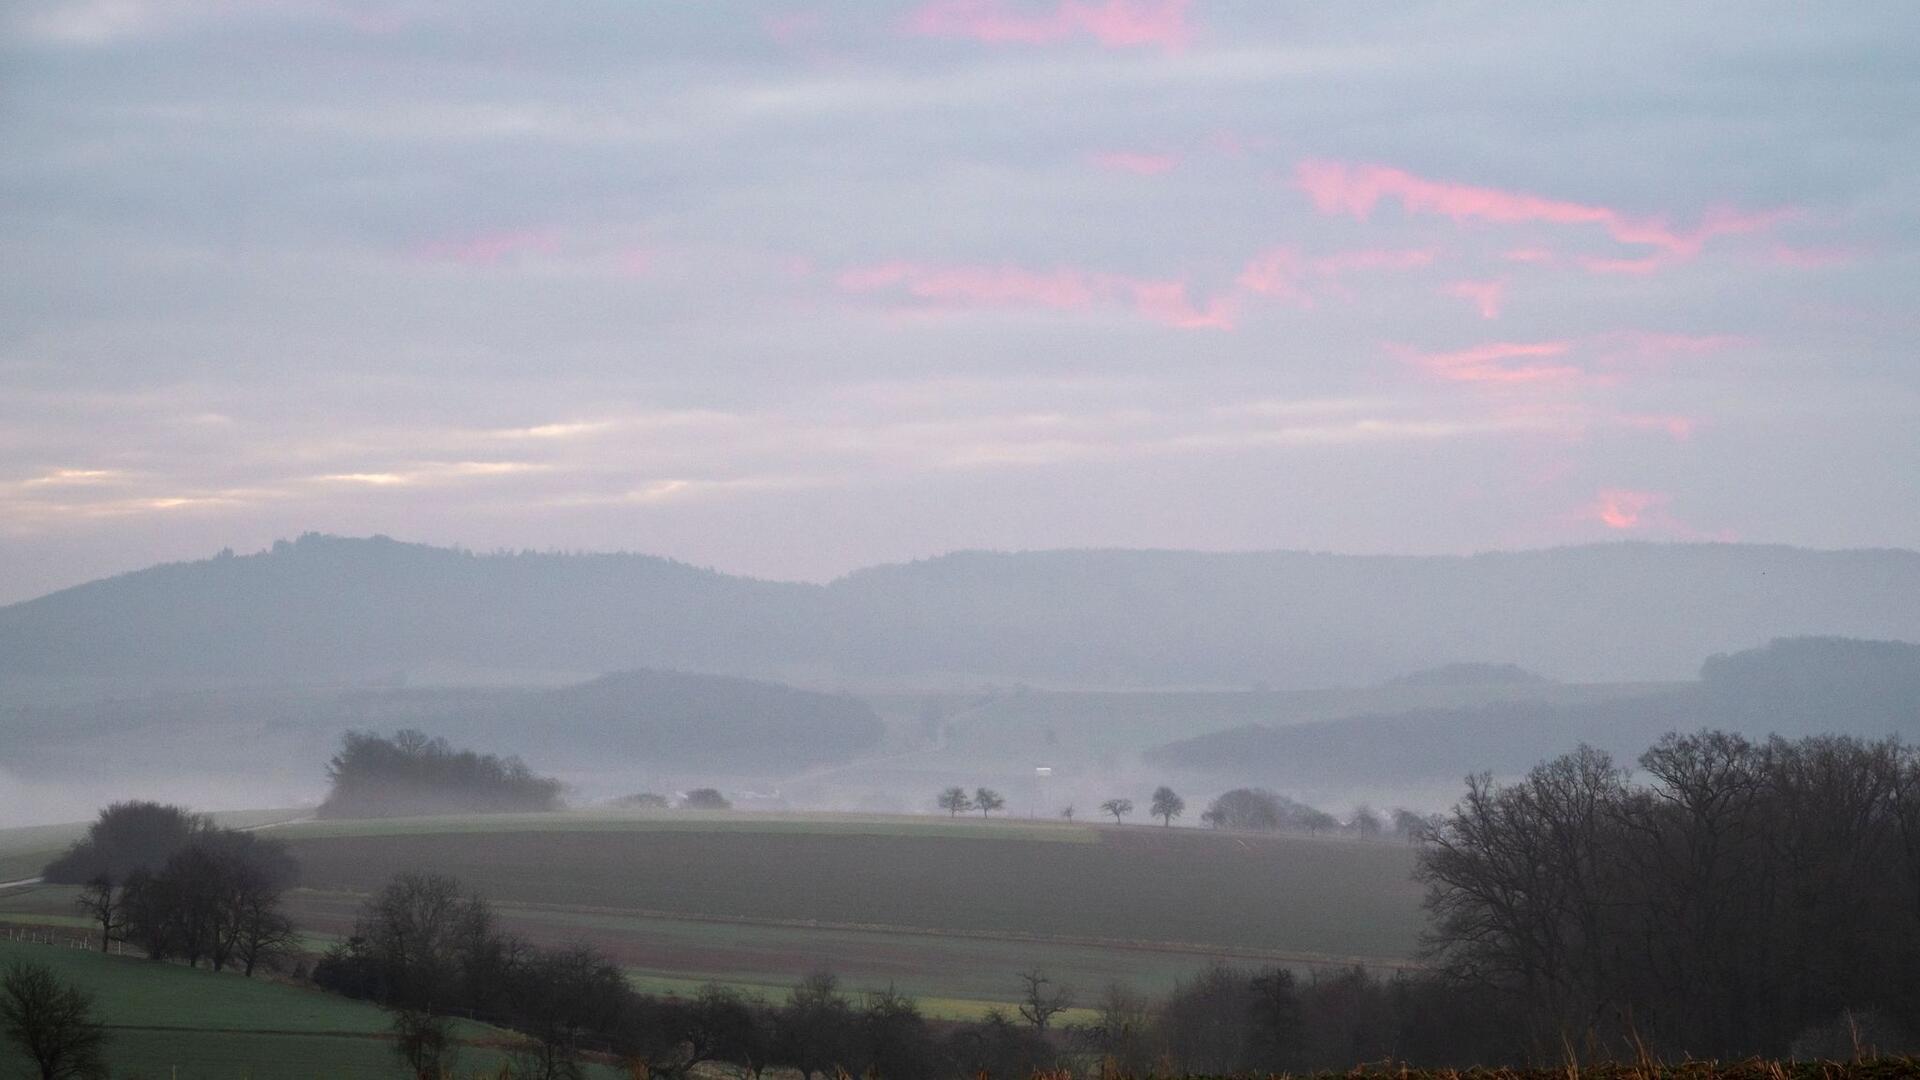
(267, 810), (1422, 1016)
(1, 809), (1425, 1023)
(0, 937), (555, 1079)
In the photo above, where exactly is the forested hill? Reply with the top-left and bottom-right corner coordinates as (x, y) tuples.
(3, 533), (1917, 690)
(1146, 637), (1920, 787)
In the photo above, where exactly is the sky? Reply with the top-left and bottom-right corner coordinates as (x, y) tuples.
(2, 1), (1917, 604)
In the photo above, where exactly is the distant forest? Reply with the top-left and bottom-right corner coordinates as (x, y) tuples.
(319, 730), (563, 818)
(3, 533), (1916, 688)
(1149, 637), (1920, 785)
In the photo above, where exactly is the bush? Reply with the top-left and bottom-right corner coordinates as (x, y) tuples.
(681, 788), (731, 810)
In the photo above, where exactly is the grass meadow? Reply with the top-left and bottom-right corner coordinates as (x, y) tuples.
(0, 936), (565, 1078)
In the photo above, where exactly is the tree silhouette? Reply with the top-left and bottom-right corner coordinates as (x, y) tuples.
(1151, 786), (1185, 826)
(1100, 798), (1134, 824)
(937, 787), (974, 816)
(974, 788), (1005, 818)
(1015, 969), (1074, 1030)
(0, 961), (109, 1080)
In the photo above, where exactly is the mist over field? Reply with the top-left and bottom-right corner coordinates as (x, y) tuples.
(4, 2), (1919, 1075)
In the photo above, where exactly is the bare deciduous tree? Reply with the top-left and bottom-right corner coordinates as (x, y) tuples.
(73, 877), (121, 953)
(0, 961), (109, 1080)
(1100, 798), (1133, 824)
(1016, 969), (1074, 1030)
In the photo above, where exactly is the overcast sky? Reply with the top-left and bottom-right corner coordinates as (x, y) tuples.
(2, 1), (1916, 603)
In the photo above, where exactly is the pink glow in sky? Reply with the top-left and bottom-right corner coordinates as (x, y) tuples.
(1121, 278), (1235, 329)
(1297, 160), (1786, 259)
(415, 228), (561, 266)
(903, 0), (1192, 49)
(2, 2), (1912, 604)
(1089, 150), (1181, 175)
(1396, 340), (1582, 384)
(1442, 278), (1508, 319)
(1236, 246), (1435, 307)
(836, 261), (1096, 309)
(837, 260), (1233, 330)
(1589, 488), (1671, 530)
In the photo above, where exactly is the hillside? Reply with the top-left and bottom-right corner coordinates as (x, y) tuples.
(1147, 637), (1920, 787)
(0, 936), (543, 1078)
(1, 670), (884, 808)
(3, 534), (1918, 692)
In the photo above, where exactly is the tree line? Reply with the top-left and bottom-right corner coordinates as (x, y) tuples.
(44, 802), (299, 976)
(1420, 730), (1920, 1060)
(310, 870), (1064, 1079)
(310, 868), (1517, 1079)
(320, 729), (564, 818)
(938, 783), (1430, 838)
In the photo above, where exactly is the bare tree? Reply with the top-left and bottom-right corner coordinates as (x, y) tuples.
(1100, 798), (1133, 824)
(73, 877), (121, 953)
(974, 788), (1005, 818)
(1059, 805), (1075, 821)
(0, 961), (109, 1080)
(1151, 786), (1185, 826)
(233, 896), (298, 977)
(1350, 805), (1383, 840)
(937, 787), (974, 816)
(1016, 969), (1074, 1030)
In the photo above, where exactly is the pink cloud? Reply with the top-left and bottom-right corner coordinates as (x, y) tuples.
(903, 0), (1191, 49)
(837, 259), (1231, 330)
(1236, 246), (1435, 307)
(416, 228), (561, 266)
(1089, 150), (1181, 175)
(1235, 249), (1314, 305)
(1441, 277), (1507, 319)
(1395, 329), (1741, 389)
(1503, 247), (1556, 264)
(1121, 279), (1235, 329)
(1588, 488), (1669, 530)
(1394, 340), (1581, 384)
(1296, 160), (1786, 260)
(1579, 254), (1668, 276)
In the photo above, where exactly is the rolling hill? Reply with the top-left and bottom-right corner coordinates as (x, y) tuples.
(3, 534), (1917, 692)
(1146, 637), (1920, 787)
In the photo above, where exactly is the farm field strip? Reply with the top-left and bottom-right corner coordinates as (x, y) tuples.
(275, 809), (1100, 842)
(473, 895), (1416, 970)
(280, 826), (1426, 960)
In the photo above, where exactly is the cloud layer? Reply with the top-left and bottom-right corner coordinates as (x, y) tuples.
(1, 1), (1916, 600)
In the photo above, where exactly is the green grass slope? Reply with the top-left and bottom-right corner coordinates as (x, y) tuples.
(0, 937), (589, 1079)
